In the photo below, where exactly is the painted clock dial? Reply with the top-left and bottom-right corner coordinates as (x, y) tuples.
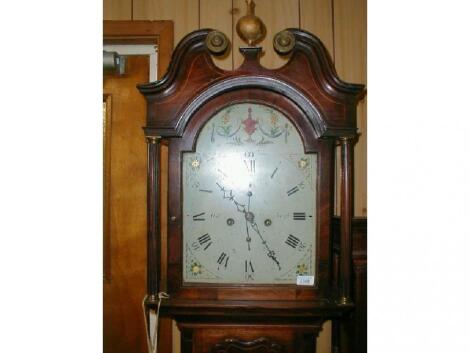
(182, 103), (317, 284)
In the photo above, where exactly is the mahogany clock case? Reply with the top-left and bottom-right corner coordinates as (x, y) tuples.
(138, 28), (365, 321)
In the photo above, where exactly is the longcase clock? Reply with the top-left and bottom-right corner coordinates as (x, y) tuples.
(138, 4), (365, 352)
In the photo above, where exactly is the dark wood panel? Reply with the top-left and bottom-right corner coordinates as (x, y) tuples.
(332, 217), (367, 256)
(332, 216), (367, 353)
(179, 323), (322, 353)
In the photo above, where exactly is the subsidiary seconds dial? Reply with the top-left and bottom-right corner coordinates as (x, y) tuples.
(182, 103), (317, 285)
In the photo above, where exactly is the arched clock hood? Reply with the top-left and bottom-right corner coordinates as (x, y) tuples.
(138, 28), (365, 139)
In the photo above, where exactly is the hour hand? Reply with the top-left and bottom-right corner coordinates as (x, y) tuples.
(215, 182), (246, 214)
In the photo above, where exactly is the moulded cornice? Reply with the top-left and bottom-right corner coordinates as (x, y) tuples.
(138, 28), (365, 139)
(137, 29), (216, 95)
(288, 29), (366, 102)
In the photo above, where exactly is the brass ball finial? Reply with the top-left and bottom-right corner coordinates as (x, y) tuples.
(236, 0), (266, 46)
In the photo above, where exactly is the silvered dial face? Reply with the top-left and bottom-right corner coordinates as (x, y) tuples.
(183, 103), (317, 284)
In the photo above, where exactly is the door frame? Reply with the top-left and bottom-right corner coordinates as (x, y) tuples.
(103, 20), (174, 353)
(103, 20), (174, 280)
(104, 20), (174, 79)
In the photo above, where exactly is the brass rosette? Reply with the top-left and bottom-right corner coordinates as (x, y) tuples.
(273, 30), (296, 55)
(205, 30), (229, 56)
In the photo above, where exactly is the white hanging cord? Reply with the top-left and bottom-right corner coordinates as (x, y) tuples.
(142, 292), (170, 353)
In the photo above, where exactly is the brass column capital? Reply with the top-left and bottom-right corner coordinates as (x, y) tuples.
(146, 136), (161, 144)
(338, 136), (354, 143)
(336, 296), (354, 306)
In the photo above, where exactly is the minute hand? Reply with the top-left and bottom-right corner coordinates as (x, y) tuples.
(250, 221), (281, 270)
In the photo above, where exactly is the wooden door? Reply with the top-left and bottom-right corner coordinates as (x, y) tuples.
(103, 20), (174, 353)
(103, 55), (172, 353)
